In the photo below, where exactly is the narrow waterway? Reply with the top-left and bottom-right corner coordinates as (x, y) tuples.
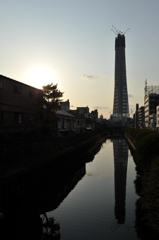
(44, 137), (139, 240)
(0, 137), (141, 239)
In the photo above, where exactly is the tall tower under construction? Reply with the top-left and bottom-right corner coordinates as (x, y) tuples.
(112, 28), (129, 118)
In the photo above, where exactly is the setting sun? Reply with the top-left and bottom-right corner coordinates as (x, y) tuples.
(26, 65), (57, 89)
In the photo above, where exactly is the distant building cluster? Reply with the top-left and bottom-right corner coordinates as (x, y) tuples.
(0, 75), (107, 140)
(134, 80), (159, 130)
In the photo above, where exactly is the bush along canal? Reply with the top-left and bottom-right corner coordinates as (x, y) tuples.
(125, 127), (159, 238)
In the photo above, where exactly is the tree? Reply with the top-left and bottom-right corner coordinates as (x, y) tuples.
(42, 83), (64, 129)
(42, 82), (64, 111)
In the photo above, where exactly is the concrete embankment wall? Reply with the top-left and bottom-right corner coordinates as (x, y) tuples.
(124, 133), (136, 151)
(0, 130), (108, 212)
(0, 129), (108, 165)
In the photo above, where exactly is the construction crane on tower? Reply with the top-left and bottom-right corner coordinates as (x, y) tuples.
(111, 25), (130, 36)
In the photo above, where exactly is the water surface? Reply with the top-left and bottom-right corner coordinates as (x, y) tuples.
(0, 137), (140, 240)
(45, 138), (138, 240)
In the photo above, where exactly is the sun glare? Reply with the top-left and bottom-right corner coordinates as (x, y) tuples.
(27, 65), (56, 89)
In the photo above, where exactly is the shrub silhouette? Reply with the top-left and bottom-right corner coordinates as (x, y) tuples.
(136, 133), (159, 169)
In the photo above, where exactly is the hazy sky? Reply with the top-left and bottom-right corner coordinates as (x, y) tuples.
(1, 0), (159, 118)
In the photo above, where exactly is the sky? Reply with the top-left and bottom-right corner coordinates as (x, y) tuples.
(1, 0), (159, 119)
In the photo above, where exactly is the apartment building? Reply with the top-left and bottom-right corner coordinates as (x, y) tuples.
(144, 81), (159, 128)
(0, 75), (43, 139)
(144, 93), (159, 128)
(138, 106), (145, 128)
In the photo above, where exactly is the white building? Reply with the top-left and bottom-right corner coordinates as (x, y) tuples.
(149, 113), (156, 130)
(144, 80), (159, 128)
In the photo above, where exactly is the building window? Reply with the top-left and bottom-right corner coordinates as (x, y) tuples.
(14, 85), (22, 94)
(14, 113), (23, 124)
(0, 111), (3, 124)
(0, 80), (3, 89)
(29, 90), (33, 98)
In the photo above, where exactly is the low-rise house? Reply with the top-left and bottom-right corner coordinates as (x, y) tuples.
(69, 110), (86, 133)
(58, 101), (87, 134)
(55, 110), (76, 136)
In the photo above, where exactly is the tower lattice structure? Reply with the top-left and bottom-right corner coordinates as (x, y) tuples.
(113, 31), (129, 117)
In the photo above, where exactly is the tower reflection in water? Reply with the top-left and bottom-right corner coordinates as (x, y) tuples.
(112, 138), (128, 224)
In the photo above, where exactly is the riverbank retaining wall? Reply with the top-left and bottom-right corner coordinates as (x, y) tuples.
(0, 130), (108, 212)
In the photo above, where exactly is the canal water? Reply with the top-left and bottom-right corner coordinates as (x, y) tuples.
(0, 137), (141, 239)
(44, 137), (138, 240)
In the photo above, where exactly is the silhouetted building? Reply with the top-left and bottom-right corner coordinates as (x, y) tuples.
(138, 106), (145, 128)
(69, 109), (86, 133)
(134, 103), (139, 128)
(77, 106), (89, 116)
(91, 109), (98, 119)
(113, 32), (129, 120)
(0, 75), (43, 139)
(60, 99), (70, 112)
